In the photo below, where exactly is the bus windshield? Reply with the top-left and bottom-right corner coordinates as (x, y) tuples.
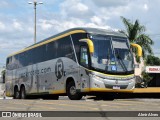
(90, 34), (134, 74)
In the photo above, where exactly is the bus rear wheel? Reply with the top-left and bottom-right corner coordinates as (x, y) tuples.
(20, 86), (26, 99)
(14, 87), (20, 99)
(67, 81), (82, 100)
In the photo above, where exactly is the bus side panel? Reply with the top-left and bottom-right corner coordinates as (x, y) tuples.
(79, 66), (90, 92)
(25, 64), (38, 94)
(63, 58), (80, 90)
(5, 70), (14, 97)
(15, 57), (78, 95)
(37, 59), (64, 94)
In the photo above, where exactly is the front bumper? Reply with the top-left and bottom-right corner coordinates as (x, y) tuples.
(90, 74), (135, 90)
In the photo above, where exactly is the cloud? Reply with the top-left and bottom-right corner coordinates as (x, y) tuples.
(0, 21), (5, 30)
(0, 1), (10, 8)
(38, 17), (111, 33)
(38, 19), (53, 31)
(61, 0), (89, 12)
(143, 4), (149, 11)
(60, 0), (93, 18)
(12, 19), (23, 31)
(0, 0), (160, 66)
(91, 0), (130, 7)
(0, 14), (34, 64)
(91, 16), (103, 25)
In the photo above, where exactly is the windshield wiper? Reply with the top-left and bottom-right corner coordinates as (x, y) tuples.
(115, 50), (128, 72)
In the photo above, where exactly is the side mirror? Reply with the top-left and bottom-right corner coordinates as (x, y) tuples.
(79, 39), (94, 53)
(130, 43), (142, 57)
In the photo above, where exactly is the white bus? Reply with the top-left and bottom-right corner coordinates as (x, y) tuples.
(5, 28), (142, 100)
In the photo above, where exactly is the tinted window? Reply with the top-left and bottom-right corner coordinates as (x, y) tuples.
(57, 37), (75, 60)
(6, 58), (9, 65)
(71, 33), (87, 62)
(7, 35), (75, 70)
(80, 46), (89, 68)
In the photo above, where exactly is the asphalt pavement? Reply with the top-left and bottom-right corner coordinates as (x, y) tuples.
(0, 96), (160, 120)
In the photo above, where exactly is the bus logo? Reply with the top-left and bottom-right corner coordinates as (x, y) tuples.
(55, 59), (64, 79)
(115, 80), (118, 84)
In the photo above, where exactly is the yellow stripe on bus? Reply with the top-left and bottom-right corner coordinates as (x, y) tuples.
(84, 87), (160, 93)
(83, 67), (134, 78)
(8, 30), (86, 57)
(84, 88), (133, 93)
(49, 89), (66, 94)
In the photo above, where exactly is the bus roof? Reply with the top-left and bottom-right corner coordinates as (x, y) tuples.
(8, 27), (126, 57)
(29, 27), (126, 48)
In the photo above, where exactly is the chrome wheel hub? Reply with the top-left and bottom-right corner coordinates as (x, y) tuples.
(70, 86), (76, 95)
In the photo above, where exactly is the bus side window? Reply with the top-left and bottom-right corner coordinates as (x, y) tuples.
(6, 58), (9, 65)
(80, 46), (88, 68)
(9, 57), (12, 64)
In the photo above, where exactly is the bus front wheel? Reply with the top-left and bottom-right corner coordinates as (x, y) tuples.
(67, 81), (82, 100)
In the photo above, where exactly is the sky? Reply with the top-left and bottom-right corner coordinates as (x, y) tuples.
(0, 0), (160, 67)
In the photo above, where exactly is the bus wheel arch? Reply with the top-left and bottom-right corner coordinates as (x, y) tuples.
(66, 77), (82, 100)
(14, 85), (20, 99)
(20, 84), (26, 99)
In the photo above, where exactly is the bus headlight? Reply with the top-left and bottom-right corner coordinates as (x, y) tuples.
(89, 74), (104, 87)
(90, 74), (101, 79)
(89, 74), (104, 82)
(89, 73), (135, 81)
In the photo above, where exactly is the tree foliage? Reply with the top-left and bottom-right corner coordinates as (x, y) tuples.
(145, 55), (160, 65)
(120, 16), (154, 58)
(142, 55), (160, 87)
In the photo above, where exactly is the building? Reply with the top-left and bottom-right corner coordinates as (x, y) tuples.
(146, 66), (160, 87)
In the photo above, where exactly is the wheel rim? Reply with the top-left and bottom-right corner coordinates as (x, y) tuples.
(70, 86), (76, 95)
(16, 91), (19, 98)
(21, 90), (24, 99)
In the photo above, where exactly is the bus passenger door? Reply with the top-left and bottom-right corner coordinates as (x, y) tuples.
(79, 46), (90, 92)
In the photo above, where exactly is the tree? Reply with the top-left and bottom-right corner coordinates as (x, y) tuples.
(120, 16), (154, 58)
(146, 55), (160, 65)
(142, 55), (160, 87)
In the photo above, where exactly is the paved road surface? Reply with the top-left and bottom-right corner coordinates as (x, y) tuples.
(0, 96), (160, 120)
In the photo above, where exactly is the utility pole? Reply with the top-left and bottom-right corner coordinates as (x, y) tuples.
(28, 0), (43, 44)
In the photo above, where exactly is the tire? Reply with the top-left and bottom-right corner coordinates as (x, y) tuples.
(20, 86), (26, 99)
(14, 87), (20, 99)
(67, 81), (82, 100)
